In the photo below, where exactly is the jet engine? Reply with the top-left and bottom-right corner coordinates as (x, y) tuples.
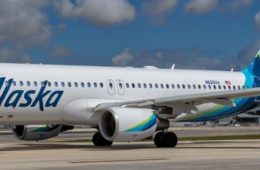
(12, 125), (74, 141)
(99, 107), (169, 142)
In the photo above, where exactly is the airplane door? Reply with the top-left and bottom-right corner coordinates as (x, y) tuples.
(107, 79), (115, 95)
(116, 79), (125, 95)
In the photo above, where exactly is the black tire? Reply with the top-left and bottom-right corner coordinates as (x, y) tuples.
(163, 132), (178, 147)
(92, 132), (113, 146)
(154, 132), (164, 147)
(154, 132), (178, 148)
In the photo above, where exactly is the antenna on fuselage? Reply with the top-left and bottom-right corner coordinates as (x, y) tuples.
(171, 64), (175, 70)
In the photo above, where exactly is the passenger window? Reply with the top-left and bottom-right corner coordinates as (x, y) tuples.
(5, 81), (9, 86)
(171, 84), (175, 89)
(182, 84), (186, 89)
(81, 82), (85, 87)
(61, 82), (65, 87)
(155, 83), (158, 88)
(100, 83), (103, 88)
(126, 83), (129, 88)
(187, 84), (191, 89)
(27, 81), (31, 87)
(213, 85), (216, 89)
(34, 81), (38, 87)
(12, 81), (16, 86)
(198, 85), (201, 89)
(138, 83), (141, 88)
(74, 82), (78, 87)
(233, 85), (236, 90)
(166, 84), (169, 89)
(223, 85), (226, 90)
(218, 85), (221, 90)
(68, 82), (72, 87)
(193, 84), (196, 89)
(54, 82), (58, 87)
(109, 83), (112, 88)
(177, 84), (180, 89)
(20, 81), (24, 86)
(93, 82), (97, 88)
(132, 83), (135, 88)
(41, 81), (46, 87)
(237, 85), (240, 90)
(203, 85), (207, 89)
(88, 82), (91, 87)
(228, 85), (231, 90)
(119, 83), (123, 89)
(208, 85), (211, 89)
(143, 83), (147, 88)
(149, 83), (153, 88)
(47, 82), (51, 87)
(160, 84), (164, 88)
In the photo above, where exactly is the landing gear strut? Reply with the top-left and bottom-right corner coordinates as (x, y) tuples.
(92, 132), (113, 146)
(154, 132), (178, 148)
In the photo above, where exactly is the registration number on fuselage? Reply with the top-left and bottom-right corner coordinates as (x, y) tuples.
(205, 80), (220, 85)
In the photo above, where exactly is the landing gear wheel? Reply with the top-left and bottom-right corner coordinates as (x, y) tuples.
(154, 132), (164, 147)
(92, 132), (113, 146)
(154, 132), (178, 148)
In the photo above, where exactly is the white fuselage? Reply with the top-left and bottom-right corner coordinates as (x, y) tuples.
(0, 63), (246, 125)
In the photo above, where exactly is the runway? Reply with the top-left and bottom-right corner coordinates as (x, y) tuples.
(1, 139), (260, 170)
(1, 127), (260, 170)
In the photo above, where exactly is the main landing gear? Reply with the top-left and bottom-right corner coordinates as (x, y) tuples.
(92, 132), (113, 146)
(91, 131), (178, 148)
(154, 131), (178, 148)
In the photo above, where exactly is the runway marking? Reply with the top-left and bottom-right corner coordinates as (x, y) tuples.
(69, 158), (169, 164)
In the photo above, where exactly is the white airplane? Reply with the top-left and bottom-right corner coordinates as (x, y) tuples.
(2, 50), (260, 148)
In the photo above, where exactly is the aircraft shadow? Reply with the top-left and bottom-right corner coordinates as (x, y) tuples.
(0, 142), (260, 151)
(0, 143), (156, 152)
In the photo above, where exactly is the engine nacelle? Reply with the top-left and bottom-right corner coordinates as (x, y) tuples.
(99, 107), (169, 142)
(12, 125), (74, 141)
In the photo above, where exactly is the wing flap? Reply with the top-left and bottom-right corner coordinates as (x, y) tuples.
(95, 88), (260, 112)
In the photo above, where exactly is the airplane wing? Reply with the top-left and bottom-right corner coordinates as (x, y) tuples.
(95, 88), (260, 113)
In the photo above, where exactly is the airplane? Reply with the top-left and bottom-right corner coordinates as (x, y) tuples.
(2, 50), (260, 148)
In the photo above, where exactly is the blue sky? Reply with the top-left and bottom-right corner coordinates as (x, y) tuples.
(0, 0), (260, 70)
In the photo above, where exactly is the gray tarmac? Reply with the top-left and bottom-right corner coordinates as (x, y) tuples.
(1, 126), (260, 170)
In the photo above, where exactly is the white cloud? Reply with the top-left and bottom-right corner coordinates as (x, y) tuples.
(55, 0), (135, 26)
(49, 46), (73, 59)
(142, 0), (178, 23)
(255, 12), (260, 31)
(0, 0), (51, 48)
(112, 49), (134, 66)
(112, 48), (226, 70)
(220, 0), (252, 11)
(0, 47), (31, 63)
(236, 40), (260, 68)
(184, 0), (218, 14)
(229, 0), (252, 10)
